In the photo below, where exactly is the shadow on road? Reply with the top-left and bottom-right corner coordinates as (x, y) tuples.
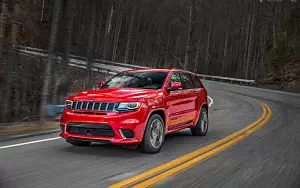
(58, 129), (206, 157)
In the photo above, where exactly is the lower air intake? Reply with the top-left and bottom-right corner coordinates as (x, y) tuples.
(120, 129), (135, 139)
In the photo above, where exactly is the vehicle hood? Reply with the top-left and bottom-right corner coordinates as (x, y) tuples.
(69, 88), (160, 102)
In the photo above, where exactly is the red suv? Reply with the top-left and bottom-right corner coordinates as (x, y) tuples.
(60, 69), (208, 153)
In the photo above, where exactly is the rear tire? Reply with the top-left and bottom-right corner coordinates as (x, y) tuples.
(67, 140), (91, 146)
(191, 108), (208, 136)
(139, 114), (165, 154)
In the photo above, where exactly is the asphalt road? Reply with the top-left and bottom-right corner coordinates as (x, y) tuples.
(1, 81), (300, 188)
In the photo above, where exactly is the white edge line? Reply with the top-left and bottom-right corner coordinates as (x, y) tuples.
(207, 96), (214, 107)
(0, 137), (61, 149)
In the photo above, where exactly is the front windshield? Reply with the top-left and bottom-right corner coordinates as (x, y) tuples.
(102, 71), (168, 90)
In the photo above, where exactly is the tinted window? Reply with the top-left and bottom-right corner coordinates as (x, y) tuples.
(102, 71), (168, 90)
(168, 73), (182, 88)
(192, 75), (202, 88)
(181, 73), (194, 89)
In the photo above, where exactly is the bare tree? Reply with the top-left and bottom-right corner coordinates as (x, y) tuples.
(204, 16), (212, 74)
(52, 0), (77, 104)
(184, 0), (193, 70)
(164, 7), (175, 68)
(102, 1), (114, 60)
(11, 0), (21, 117)
(124, 0), (137, 64)
(40, 0), (62, 122)
(112, 0), (123, 62)
(86, 1), (97, 89)
(0, 0), (7, 60)
(221, 5), (231, 76)
(132, 0), (142, 64)
(245, 4), (256, 79)
(194, 39), (202, 73)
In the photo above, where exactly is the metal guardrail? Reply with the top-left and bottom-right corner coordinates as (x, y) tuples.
(15, 45), (255, 85)
(14, 45), (255, 116)
(197, 74), (255, 85)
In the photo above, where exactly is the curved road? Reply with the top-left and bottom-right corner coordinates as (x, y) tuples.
(0, 81), (300, 188)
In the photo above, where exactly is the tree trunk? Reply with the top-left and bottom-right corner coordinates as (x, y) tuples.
(53, 0), (76, 104)
(11, 2), (20, 48)
(112, 1), (123, 62)
(76, 9), (87, 54)
(184, 0), (193, 70)
(237, 18), (245, 77)
(132, 0), (142, 64)
(242, 13), (252, 78)
(124, 1), (137, 64)
(40, 0), (45, 22)
(11, 1), (21, 118)
(245, 12), (256, 79)
(1, 0), (9, 122)
(194, 40), (202, 73)
(103, 2), (114, 60)
(95, 11), (103, 57)
(204, 16), (212, 74)
(40, 0), (62, 122)
(173, 36), (180, 68)
(228, 33), (235, 76)
(0, 0), (7, 60)
(144, 21), (153, 66)
(221, 5), (231, 76)
(164, 7), (174, 68)
(272, 9), (277, 49)
(62, 0), (76, 71)
(86, 1), (97, 89)
(21, 74), (28, 117)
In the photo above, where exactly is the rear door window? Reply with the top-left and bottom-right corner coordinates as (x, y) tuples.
(180, 73), (194, 90)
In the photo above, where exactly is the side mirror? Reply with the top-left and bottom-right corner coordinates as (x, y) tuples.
(168, 82), (182, 92)
(98, 81), (105, 89)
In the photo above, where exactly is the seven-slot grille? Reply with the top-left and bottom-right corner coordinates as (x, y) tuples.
(71, 101), (118, 112)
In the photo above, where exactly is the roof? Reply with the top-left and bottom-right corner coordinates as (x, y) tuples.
(125, 68), (171, 72)
(125, 68), (193, 74)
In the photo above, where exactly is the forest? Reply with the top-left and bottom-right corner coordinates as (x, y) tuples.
(0, 0), (299, 123)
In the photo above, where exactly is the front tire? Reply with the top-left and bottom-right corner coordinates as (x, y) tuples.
(139, 114), (165, 154)
(191, 108), (208, 136)
(67, 140), (91, 146)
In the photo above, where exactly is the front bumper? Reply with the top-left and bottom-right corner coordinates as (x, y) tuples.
(60, 132), (140, 144)
(60, 108), (148, 145)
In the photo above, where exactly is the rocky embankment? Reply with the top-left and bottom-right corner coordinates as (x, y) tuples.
(256, 62), (300, 93)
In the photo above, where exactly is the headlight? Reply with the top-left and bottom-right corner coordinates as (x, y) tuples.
(116, 102), (141, 112)
(65, 100), (73, 110)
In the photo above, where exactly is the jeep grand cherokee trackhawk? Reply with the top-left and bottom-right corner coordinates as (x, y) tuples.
(60, 69), (208, 153)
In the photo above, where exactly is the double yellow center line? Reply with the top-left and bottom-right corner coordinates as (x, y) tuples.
(109, 99), (272, 188)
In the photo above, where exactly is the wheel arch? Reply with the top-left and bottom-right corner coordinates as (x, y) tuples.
(191, 103), (208, 129)
(142, 108), (167, 138)
(149, 109), (166, 125)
